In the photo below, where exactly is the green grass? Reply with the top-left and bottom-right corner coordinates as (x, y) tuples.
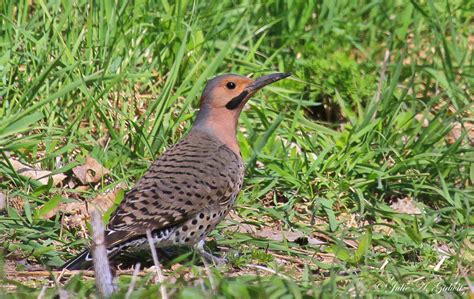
(0, 0), (473, 297)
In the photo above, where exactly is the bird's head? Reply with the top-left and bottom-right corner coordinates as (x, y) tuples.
(199, 73), (290, 112)
(193, 72), (290, 153)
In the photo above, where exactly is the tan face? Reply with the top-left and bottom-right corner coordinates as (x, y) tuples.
(200, 73), (291, 112)
(201, 75), (254, 110)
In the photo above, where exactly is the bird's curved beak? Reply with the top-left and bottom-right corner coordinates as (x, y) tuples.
(246, 72), (292, 94)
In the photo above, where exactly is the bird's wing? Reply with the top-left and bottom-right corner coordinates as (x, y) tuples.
(106, 133), (243, 244)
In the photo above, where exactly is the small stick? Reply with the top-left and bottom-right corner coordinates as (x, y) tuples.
(57, 288), (71, 299)
(37, 285), (47, 299)
(459, 265), (474, 294)
(433, 255), (448, 271)
(125, 263), (141, 299)
(146, 229), (168, 299)
(372, 49), (390, 120)
(91, 210), (117, 298)
(379, 259), (389, 272)
(51, 260), (70, 299)
(246, 264), (292, 280)
(200, 255), (217, 293)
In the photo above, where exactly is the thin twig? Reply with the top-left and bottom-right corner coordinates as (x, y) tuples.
(125, 263), (141, 299)
(57, 267), (67, 282)
(372, 49), (391, 120)
(246, 264), (292, 280)
(37, 285), (47, 299)
(91, 210), (117, 298)
(51, 260), (71, 299)
(379, 259), (389, 272)
(57, 288), (71, 299)
(146, 229), (168, 299)
(433, 255), (448, 271)
(459, 265), (474, 294)
(9, 270), (96, 278)
(200, 255), (217, 293)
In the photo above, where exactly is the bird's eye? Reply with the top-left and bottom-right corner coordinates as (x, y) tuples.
(226, 82), (236, 89)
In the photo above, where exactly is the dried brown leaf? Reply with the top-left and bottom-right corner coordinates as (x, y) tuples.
(0, 192), (6, 212)
(9, 196), (24, 212)
(415, 114), (430, 127)
(460, 238), (474, 263)
(43, 189), (119, 220)
(248, 227), (324, 246)
(9, 158), (66, 186)
(72, 156), (110, 184)
(390, 196), (421, 215)
(447, 122), (474, 145)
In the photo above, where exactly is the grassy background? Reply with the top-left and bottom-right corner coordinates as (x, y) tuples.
(0, 0), (473, 297)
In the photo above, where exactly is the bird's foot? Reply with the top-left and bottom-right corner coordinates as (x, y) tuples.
(194, 240), (227, 266)
(199, 250), (227, 266)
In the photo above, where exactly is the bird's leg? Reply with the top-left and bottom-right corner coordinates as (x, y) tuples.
(194, 240), (227, 266)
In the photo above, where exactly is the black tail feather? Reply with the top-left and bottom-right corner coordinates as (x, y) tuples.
(60, 249), (93, 270)
(60, 228), (189, 270)
(61, 246), (197, 270)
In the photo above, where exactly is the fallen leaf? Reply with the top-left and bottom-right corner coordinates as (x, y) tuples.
(390, 196), (422, 215)
(230, 222), (323, 246)
(262, 190), (288, 206)
(72, 156), (110, 184)
(459, 238), (474, 263)
(9, 158), (66, 186)
(89, 191), (118, 212)
(253, 228), (324, 246)
(42, 188), (120, 220)
(8, 196), (24, 212)
(0, 192), (6, 211)
(415, 114), (430, 127)
(447, 122), (474, 145)
(343, 239), (359, 249)
(226, 212), (325, 246)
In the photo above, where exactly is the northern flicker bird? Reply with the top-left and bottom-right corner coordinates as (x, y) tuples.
(61, 72), (291, 270)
